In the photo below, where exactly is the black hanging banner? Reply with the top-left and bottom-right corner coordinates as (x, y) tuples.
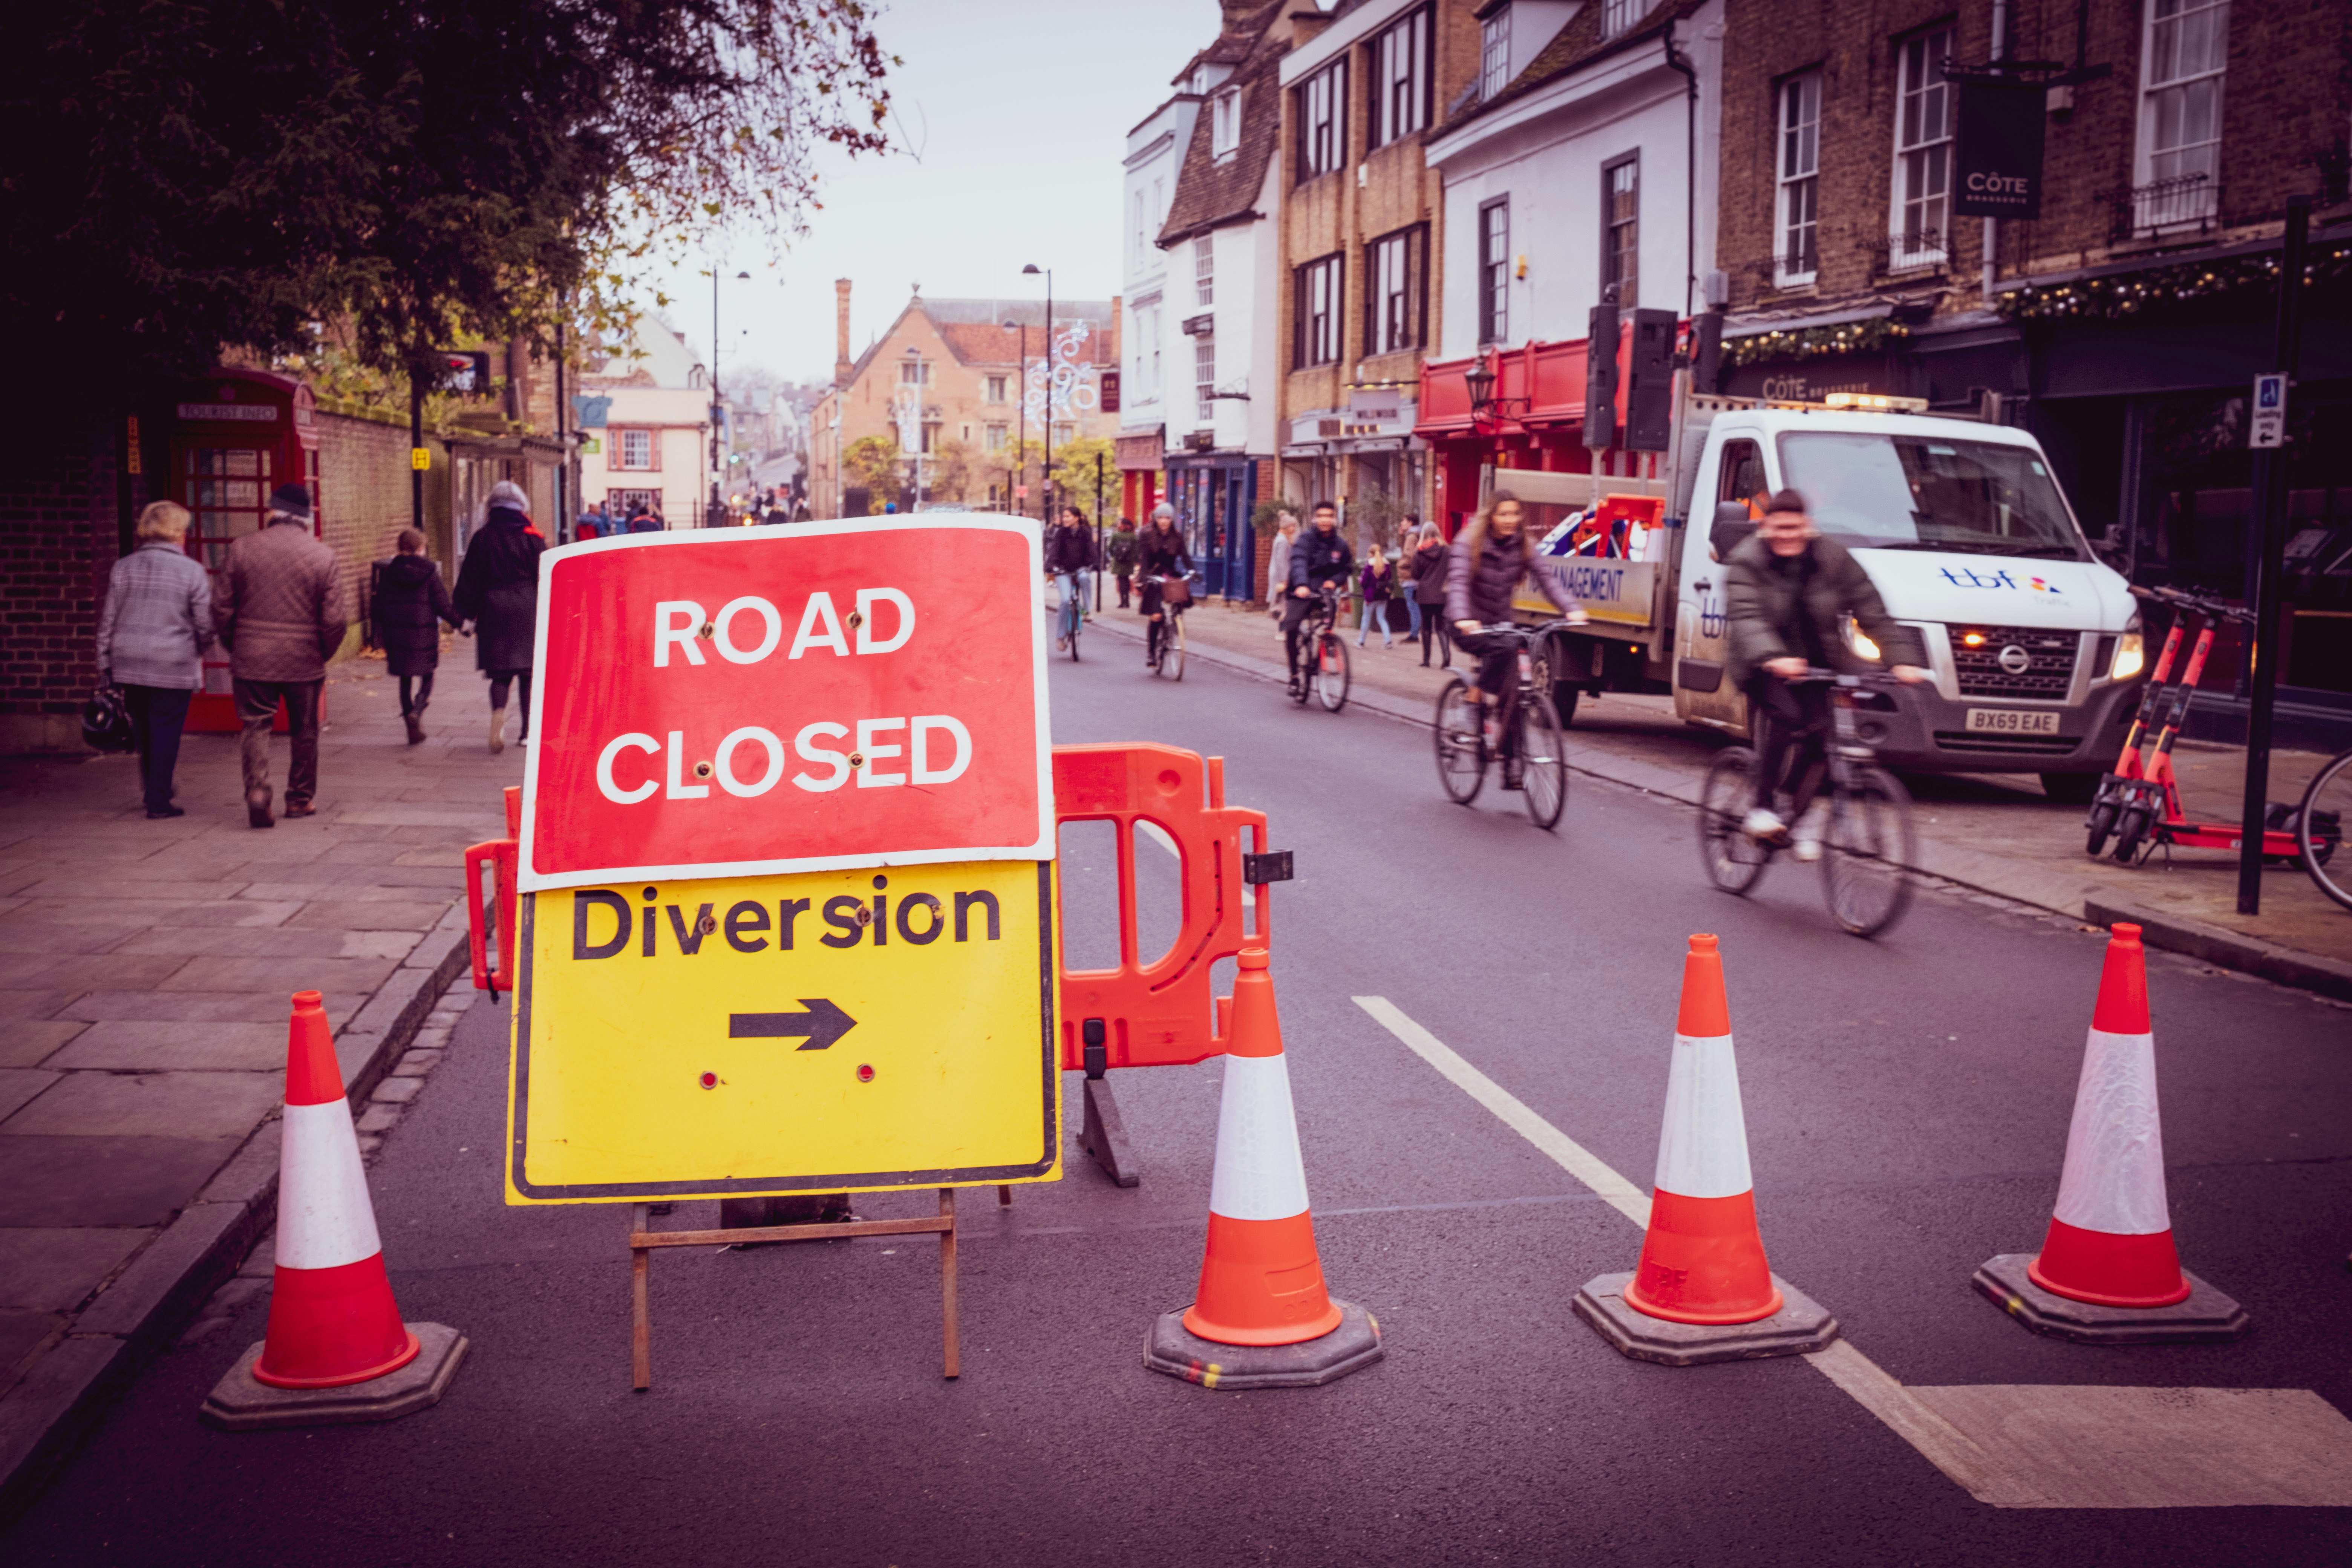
(1953, 77), (2045, 219)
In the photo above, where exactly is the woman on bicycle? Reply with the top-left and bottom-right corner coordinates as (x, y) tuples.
(1136, 502), (1192, 665)
(1045, 506), (1097, 653)
(1447, 492), (1584, 744)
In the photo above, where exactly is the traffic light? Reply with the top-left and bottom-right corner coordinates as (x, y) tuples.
(435, 350), (493, 396)
(1625, 309), (1678, 451)
(1582, 303), (1619, 450)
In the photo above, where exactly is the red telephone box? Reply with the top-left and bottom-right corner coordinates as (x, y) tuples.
(168, 370), (322, 732)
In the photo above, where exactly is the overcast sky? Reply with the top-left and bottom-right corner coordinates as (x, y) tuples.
(656, 0), (1225, 387)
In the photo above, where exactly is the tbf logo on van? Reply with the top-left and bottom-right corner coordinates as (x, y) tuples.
(518, 518), (1053, 891)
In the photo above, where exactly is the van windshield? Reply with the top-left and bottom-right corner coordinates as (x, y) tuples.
(1775, 432), (2087, 559)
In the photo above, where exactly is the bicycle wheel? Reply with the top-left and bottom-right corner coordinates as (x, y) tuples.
(1821, 765), (1917, 937)
(1697, 748), (1770, 895)
(1315, 632), (1351, 712)
(1433, 678), (1485, 805)
(2296, 746), (2352, 911)
(1164, 613), (1185, 681)
(1520, 696), (1569, 830)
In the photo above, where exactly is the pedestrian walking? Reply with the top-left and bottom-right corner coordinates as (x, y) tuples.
(453, 479), (547, 753)
(213, 483), (346, 827)
(1355, 550), (1396, 648)
(1397, 514), (1426, 643)
(370, 529), (462, 745)
(1265, 511), (1298, 625)
(1107, 516), (1139, 608)
(576, 502), (606, 541)
(629, 503), (660, 533)
(1412, 522), (1452, 668)
(94, 501), (215, 818)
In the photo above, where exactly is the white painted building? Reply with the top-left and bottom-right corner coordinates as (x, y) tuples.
(1426, 0), (1723, 358)
(1115, 88), (1195, 521)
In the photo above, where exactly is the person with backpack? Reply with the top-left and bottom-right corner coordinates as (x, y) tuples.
(371, 528), (462, 745)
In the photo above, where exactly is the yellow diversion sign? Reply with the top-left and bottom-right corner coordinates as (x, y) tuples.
(506, 859), (1060, 1204)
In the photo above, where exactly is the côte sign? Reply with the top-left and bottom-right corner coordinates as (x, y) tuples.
(1953, 77), (2045, 219)
(519, 518), (1053, 892)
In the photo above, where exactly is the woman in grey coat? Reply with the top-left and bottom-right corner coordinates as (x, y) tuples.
(95, 501), (215, 818)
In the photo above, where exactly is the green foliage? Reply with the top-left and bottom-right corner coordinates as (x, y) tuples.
(1047, 436), (1116, 522)
(3, 1), (897, 401)
(844, 434), (903, 511)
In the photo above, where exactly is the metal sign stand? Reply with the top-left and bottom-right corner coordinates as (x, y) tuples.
(627, 1189), (966, 1389)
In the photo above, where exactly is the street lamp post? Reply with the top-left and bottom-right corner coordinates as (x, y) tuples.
(1023, 263), (1052, 522)
(709, 268), (749, 526)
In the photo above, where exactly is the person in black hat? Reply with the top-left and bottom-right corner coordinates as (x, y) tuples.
(212, 482), (346, 826)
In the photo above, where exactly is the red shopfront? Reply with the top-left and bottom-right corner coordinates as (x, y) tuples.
(168, 370), (322, 732)
(1417, 331), (1678, 536)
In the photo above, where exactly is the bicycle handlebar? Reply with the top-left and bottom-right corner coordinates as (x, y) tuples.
(2129, 582), (2254, 623)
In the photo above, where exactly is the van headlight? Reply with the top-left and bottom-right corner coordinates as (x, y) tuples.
(2112, 614), (2144, 680)
(1841, 616), (1880, 662)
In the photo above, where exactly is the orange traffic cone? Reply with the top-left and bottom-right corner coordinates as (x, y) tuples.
(201, 992), (468, 1428)
(1575, 935), (1838, 1365)
(1145, 948), (1381, 1388)
(1974, 924), (2248, 1343)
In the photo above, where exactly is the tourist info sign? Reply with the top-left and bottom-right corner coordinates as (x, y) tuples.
(505, 520), (1060, 1204)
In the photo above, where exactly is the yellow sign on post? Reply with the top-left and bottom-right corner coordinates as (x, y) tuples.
(506, 859), (1059, 1204)
(411, 447), (430, 470)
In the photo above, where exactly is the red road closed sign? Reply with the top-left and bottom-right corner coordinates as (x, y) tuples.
(518, 518), (1052, 891)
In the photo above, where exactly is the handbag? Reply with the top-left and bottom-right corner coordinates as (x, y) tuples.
(82, 683), (135, 753)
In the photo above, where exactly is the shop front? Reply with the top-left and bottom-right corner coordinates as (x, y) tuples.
(1281, 400), (1428, 546)
(1418, 341), (1619, 536)
(1162, 449), (1259, 602)
(167, 369), (321, 732)
(1114, 427), (1164, 525)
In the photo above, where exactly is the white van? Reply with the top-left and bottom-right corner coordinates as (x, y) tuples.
(1494, 394), (2145, 799)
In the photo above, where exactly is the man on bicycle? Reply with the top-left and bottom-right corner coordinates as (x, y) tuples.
(1283, 501), (1354, 695)
(1725, 488), (1927, 856)
(1447, 492), (1585, 760)
(1045, 505), (1098, 652)
(1137, 502), (1191, 666)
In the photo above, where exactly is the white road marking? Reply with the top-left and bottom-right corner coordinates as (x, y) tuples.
(1351, 995), (2352, 1510)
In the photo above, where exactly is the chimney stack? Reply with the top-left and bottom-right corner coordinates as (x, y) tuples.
(834, 279), (853, 387)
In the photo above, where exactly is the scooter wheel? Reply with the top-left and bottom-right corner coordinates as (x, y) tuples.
(2111, 806), (2148, 865)
(2086, 802), (2118, 858)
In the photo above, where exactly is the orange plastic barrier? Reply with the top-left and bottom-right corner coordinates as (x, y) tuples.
(463, 786), (520, 996)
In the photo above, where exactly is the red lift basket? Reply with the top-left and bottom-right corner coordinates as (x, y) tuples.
(1051, 744), (1286, 1073)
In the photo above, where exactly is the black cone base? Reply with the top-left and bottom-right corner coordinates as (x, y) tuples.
(1574, 1272), (1839, 1366)
(1144, 1300), (1382, 1389)
(1972, 1253), (2248, 1344)
(201, 1321), (467, 1431)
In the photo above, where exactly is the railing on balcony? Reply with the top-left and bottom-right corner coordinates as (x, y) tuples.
(2114, 173), (2218, 240)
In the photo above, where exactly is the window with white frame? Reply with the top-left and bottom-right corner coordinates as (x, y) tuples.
(1146, 305), (1162, 393)
(1295, 254), (1343, 367)
(2136, 0), (2227, 230)
(986, 374), (1008, 404)
(899, 359), (929, 386)
(984, 424), (1007, 454)
(1890, 26), (1953, 269)
(1300, 59), (1346, 178)
(1481, 8), (1512, 101)
(1132, 190), (1147, 262)
(617, 429), (655, 470)
(1603, 156), (1639, 306)
(1213, 88), (1242, 158)
(1477, 199), (1509, 344)
(1600, 0), (1654, 39)
(1195, 339), (1217, 424)
(1366, 225), (1427, 356)
(1373, 9), (1430, 147)
(1195, 238), (1214, 307)
(1776, 72), (1821, 285)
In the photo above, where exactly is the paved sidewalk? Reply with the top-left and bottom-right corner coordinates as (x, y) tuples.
(0, 652), (518, 1515)
(1071, 591), (2351, 994)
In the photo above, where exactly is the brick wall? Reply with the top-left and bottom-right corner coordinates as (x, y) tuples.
(0, 423), (116, 753)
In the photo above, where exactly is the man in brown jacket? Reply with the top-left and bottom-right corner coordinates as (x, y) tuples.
(213, 482), (347, 826)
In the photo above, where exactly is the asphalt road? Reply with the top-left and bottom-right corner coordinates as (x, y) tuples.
(9, 643), (2352, 1565)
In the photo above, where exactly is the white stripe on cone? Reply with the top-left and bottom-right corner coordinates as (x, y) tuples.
(1206, 1053), (1312, 1222)
(1653, 1032), (1754, 1200)
(275, 1098), (384, 1271)
(2052, 1028), (2172, 1237)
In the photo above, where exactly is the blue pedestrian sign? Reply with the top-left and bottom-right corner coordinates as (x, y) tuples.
(2250, 374), (2286, 449)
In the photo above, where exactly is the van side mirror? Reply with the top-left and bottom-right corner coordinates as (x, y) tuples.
(1709, 502), (1757, 564)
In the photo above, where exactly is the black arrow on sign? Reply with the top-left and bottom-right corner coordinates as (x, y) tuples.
(729, 999), (858, 1051)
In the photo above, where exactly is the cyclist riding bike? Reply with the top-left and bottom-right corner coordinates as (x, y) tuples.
(1725, 488), (1928, 859)
(1044, 505), (1098, 653)
(1136, 502), (1192, 665)
(1447, 492), (1586, 755)
(1283, 501), (1354, 694)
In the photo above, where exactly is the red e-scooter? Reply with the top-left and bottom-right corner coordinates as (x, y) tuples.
(2084, 584), (2301, 865)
